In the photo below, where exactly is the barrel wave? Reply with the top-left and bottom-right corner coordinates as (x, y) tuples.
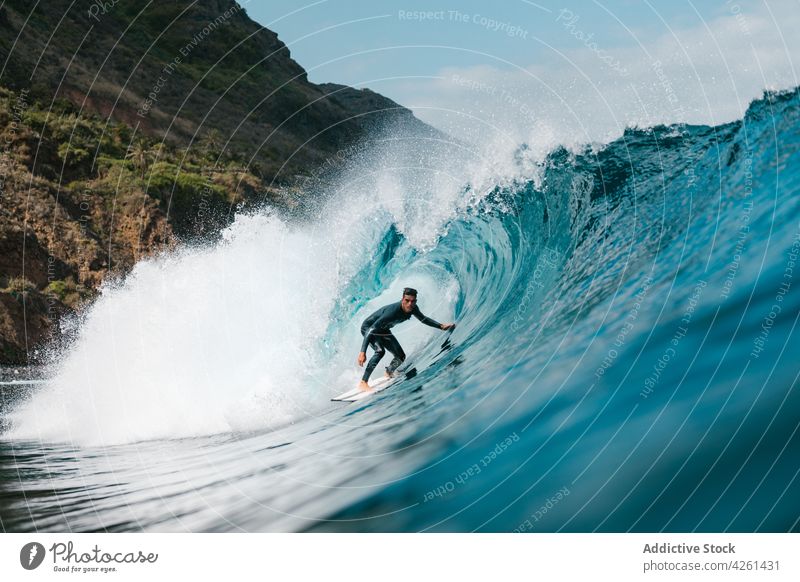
(1, 88), (799, 532)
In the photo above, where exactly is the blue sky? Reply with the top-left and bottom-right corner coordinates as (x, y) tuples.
(243, 0), (799, 144)
(247, 1), (732, 84)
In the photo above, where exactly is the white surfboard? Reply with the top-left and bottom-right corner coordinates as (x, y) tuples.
(332, 375), (395, 402)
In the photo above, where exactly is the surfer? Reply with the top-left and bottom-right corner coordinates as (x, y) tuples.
(357, 287), (455, 390)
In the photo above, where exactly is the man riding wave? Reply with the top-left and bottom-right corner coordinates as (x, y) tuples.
(357, 287), (455, 391)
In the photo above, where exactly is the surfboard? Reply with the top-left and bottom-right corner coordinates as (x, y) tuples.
(331, 375), (396, 402)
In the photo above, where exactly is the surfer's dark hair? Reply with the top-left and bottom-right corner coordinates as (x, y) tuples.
(402, 287), (418, 297)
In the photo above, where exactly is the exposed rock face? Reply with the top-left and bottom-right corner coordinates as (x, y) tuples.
(0, 130), (175, 364)
(0, 0), (431, 365)
(0, 0), (424, 180)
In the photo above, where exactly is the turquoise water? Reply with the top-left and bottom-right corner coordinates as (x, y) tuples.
(2, 88), (799, 532)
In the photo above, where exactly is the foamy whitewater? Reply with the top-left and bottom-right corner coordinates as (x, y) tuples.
(1, 87), (799, 532)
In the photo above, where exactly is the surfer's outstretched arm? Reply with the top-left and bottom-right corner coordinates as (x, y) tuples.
(413, 306), (455, 330)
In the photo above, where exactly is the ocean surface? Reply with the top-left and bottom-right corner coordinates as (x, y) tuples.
(1, 88), (799, 532)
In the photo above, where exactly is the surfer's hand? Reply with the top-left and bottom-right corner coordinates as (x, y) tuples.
(357, 352), (366, 366)
(441, 323), (456, 331)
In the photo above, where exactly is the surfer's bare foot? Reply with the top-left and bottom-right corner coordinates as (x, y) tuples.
(358, 380), (371, 391)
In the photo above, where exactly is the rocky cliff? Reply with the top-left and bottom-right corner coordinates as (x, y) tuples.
(0, 0), (431, 365)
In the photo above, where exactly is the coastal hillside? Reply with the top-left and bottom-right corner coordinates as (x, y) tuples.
(0, 0), (430, 365)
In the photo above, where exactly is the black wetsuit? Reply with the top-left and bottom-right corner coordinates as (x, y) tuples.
(360, 302), (442, 382)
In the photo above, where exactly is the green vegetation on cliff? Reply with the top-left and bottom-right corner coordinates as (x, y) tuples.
(0, 0), (431, 365)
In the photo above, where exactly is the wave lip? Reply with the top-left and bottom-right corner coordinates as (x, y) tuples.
(2, 88), (800, 533)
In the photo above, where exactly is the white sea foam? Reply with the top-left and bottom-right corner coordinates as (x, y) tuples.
(5, 126), (515, 446)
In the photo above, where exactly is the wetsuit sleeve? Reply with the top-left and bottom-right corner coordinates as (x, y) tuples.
(413, 305), (442, 329)
(360, 329), (373, 353)
(360, 308), (391, 352)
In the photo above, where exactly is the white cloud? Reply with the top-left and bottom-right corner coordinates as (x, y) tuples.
(390, 0), (800, 149)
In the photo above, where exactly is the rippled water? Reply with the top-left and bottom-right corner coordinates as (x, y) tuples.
(2, 88), (799, 532)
